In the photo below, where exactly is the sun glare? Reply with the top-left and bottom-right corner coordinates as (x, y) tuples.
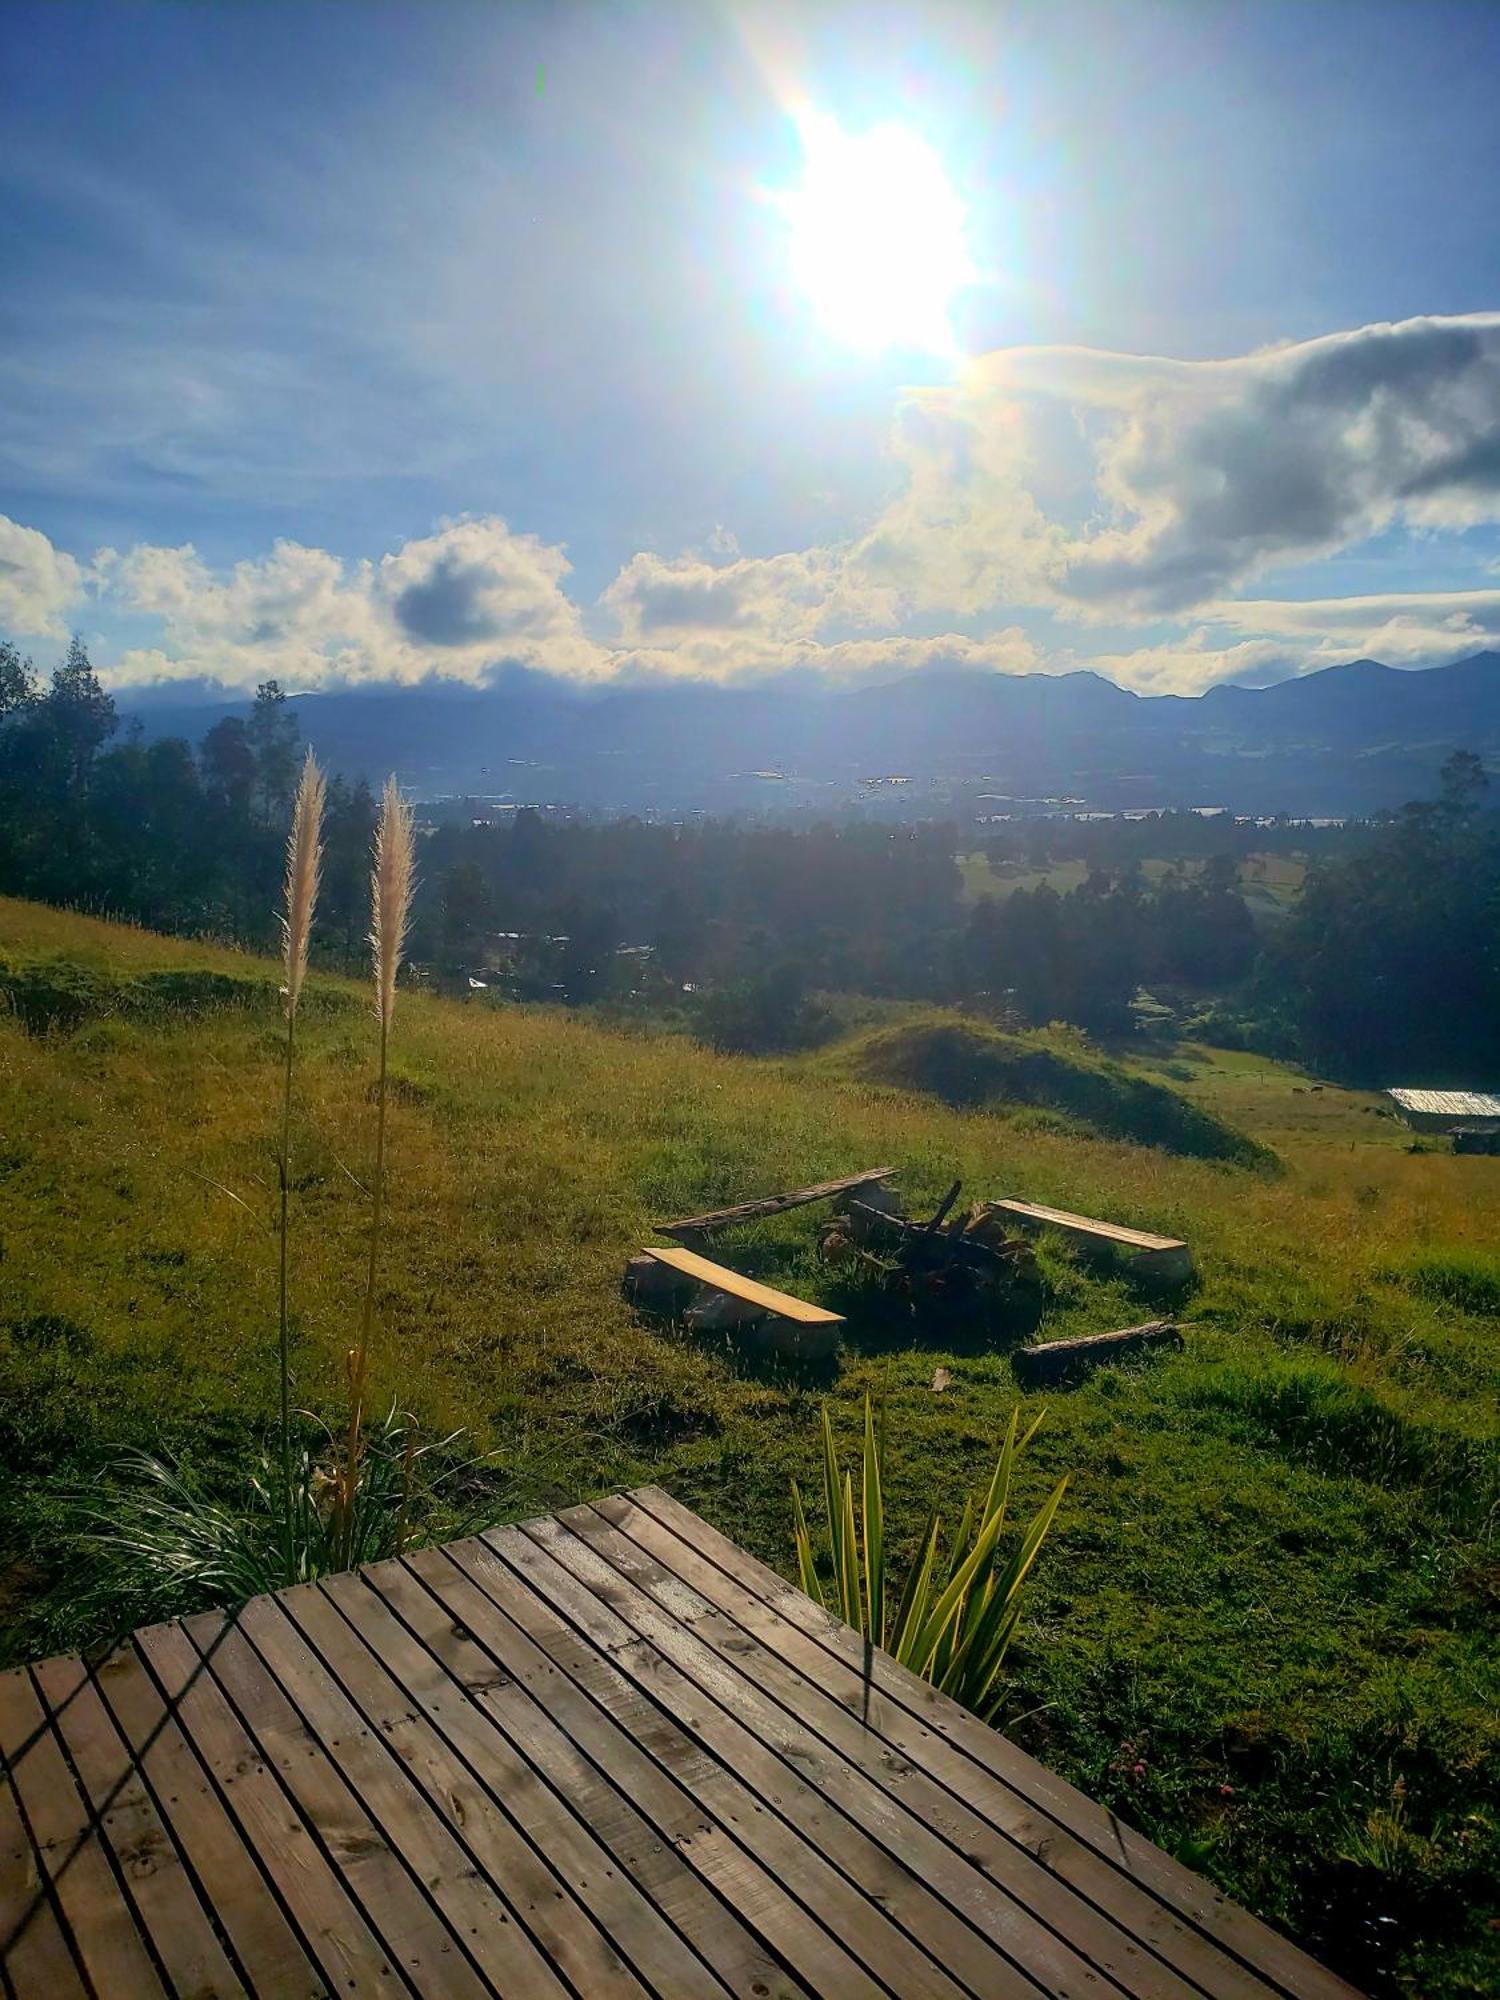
(773, 107), (974, 356)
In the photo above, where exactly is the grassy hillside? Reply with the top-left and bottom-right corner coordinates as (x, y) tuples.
(1, 896), (1496, 1996)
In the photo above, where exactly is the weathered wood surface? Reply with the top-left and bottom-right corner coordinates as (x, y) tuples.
(642, 1243), (845, 1324)
(1013, 1319), (1185, 1387)
(2, 1492), (1362, 1999)
(990, 1198), (1194, 1278)
(654, 1165), (897, 1238)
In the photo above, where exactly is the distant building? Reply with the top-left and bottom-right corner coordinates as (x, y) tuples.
(1385, 1088), (1500, 1133)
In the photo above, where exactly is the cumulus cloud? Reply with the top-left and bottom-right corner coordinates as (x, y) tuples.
(615, 627), (1040, 685)
(93, 516), (603, 689)
(0, 514), (85, 638)
(10, 312), (1500, 694)
(901, 314), (1500, 617)
(1089, 590), (1500, 695)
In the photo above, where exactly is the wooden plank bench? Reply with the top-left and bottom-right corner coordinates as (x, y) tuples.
(654, 1167), (897, 1242)
(640, 1244), (844, 1361)
(986, 1199), (1193, 1282)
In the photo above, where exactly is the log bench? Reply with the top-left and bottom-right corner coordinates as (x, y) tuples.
(986, 1199), (1193, 1283)
(631, 1244), (844, 1361)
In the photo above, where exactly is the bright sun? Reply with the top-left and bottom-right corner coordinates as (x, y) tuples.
(773, 107), (974, 356)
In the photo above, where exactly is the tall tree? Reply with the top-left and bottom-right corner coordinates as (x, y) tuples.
(46, 635), (116, 790)
(247, 681), (300, 821)
(0, 640), (37, 719)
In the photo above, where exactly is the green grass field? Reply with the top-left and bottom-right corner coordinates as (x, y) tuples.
(1, 896), (1495, 1996)
(957, 850), (1307, 915)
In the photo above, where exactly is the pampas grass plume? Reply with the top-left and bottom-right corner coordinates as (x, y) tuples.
(281, 749), (325, 1017)
(371, 775), (415, 1028)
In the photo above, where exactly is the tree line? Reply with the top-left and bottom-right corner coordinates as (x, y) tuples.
(2, 634), (1495, 1085)
(0, 638), (378, 957)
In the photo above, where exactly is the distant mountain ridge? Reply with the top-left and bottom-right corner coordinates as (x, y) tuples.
(121, 651), (1500, 818)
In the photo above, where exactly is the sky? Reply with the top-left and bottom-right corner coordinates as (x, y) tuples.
(5, 0), (1500, 699)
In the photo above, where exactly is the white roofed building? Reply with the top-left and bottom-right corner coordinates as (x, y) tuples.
(1386, 1087), (1500, 1132)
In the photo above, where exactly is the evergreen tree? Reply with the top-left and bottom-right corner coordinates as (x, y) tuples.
(46, 634), (116, 790)
(247, 680), (300, 821)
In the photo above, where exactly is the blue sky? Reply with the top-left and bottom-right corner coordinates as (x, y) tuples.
(5, 0), (1500, 695)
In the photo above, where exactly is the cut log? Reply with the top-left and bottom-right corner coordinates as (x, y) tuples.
(654, 1168), (897, 1241)
(1012, 1320), (1183, 1388)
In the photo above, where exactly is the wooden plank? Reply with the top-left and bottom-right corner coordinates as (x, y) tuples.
(281, 1571), (665, 1999)
(655, 1168), (897, 1238)
(90, 1635), (320, 1998)
(629, 1486), (1362, 2000)
(642, 1245), (844, 1324)
(448, 1531), (921, 2000)
(0, 1665), (166, 1998)
(536, 1506), (1139, 2000)
(1012, 1321), (1184, 1388)
(180, 1608), (498, 2000)
(482, 1524), (1029, 2000)
(234, 1590), (572, 2000)
(0, 1758), (88, 2000)
(30, 1652), (244, 1999)
(135, 1618), (407, 1996)
(373, 1550), (807, 2000)
(990, 1200), (1189, 1259)
(595, 1490), (1275, 2000)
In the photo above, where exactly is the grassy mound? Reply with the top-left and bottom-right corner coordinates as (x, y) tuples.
(835, 1015), (1271, 1167)
(0, 951), (351, 1035)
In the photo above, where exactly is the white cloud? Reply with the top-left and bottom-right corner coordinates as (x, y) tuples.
(11, 311), (1500, 694)
(1091, 590), (1500, 695)
(898, 314), (1500, 618)
(615, 627), (1040, 685)
(1208, 588), (1500, 660)
(94, 517), (603, 689)
(0, 514), (85, 638)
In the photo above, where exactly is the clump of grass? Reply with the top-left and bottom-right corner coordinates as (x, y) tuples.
(69, 1410), (488, 1615)
(1396, 1249), (1500, 1318)
(1174, 1358), (1492, 1505)
(791, 1395), (1069, 1721)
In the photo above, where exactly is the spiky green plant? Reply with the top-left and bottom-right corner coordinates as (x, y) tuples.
(792, 1396), (1069, 1721)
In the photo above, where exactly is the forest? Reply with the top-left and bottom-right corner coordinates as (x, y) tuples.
(3, 634), (1496, 1084)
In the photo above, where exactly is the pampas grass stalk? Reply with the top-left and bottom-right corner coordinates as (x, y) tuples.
(276, 749), (324, 1570)
(336, 775), (414, 1564)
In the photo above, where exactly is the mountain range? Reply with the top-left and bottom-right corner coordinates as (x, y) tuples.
(121, 651), (1500, 819)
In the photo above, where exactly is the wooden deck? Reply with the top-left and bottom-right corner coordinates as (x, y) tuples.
(0, 1488), (1358, 1999)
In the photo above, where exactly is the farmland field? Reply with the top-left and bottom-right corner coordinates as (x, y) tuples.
(957, 850), (1308, 915)
(0, 895), (1495, 1997)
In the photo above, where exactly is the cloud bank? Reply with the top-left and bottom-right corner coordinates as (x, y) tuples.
(7, 313), (1500, 696)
